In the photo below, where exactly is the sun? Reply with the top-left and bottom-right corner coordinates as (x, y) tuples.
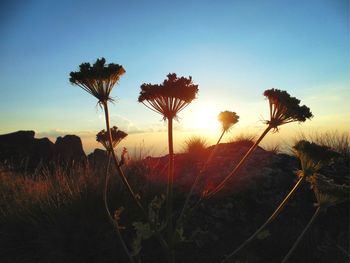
(186, 103), (221, 131)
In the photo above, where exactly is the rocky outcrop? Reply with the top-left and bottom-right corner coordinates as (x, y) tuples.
(55, 135), (86, 165)
(0, 131), (55, 170)
(87, 148), (108, 170)
(0, 130), (86, 171)
(143, 141), (299, 196)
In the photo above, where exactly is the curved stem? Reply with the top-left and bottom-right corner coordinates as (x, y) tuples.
(176, 130), (226, 228)
(281, 206), (321, 263)
(222, 176), (305, 262)
(206, 125), (272, 199)
(103, 153), (135, 263)
(266, 176), (305, 224)
(103, 102), (141, 208)
(166, 117), (175, 263)
(102, 102), (170, 257)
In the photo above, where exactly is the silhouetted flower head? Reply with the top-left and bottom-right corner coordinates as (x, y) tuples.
(70, 58), (126, 105)
(293, 140), (339, 177)
(263, 89), (313, 131)
(96, 126), (128, 151)
(308, 173), (349, 210)
(138, 73), (199, 119)
(218, 111), (239, 132)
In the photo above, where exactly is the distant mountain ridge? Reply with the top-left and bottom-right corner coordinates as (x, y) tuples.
(0, 130), (86, 171)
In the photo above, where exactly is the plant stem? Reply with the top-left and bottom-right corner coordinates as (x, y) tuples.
(206, 125), (272, 199)
(102, 102), (170, 258)
(103, 153), (135, 263)
(166, 117), (175, 263)
(216, 130), (226, 146)
(176, 130), (226, 228)
(281, 206), (321, 263)
(103, 102), (141, 208)
(221, 176), (305, 262)
(266, 176), (305, 224)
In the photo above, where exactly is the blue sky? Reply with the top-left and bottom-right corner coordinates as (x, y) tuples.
(0, 0), (348, 153)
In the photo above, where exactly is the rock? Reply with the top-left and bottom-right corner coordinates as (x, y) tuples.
(87, 148), (108, 169)
(0, 131), (86, 172)
(142, 141), (296, 196)
(55, 135), (86, 165)
(0, 130), (55, 171)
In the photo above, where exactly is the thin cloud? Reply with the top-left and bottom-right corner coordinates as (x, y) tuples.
(36, 129), (96, 139)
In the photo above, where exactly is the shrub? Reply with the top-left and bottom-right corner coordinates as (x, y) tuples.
(182, 136), (208, 157)
(228, 133), (256, 146)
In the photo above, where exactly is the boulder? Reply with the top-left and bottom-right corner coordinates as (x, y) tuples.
(0, 131), (86, 171)
(0, 130), (55, 170)
(87, 148), (108, 170)
(54, 135), (86, 165)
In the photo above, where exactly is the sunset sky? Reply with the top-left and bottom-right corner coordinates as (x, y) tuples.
(0, 0), (348, 154)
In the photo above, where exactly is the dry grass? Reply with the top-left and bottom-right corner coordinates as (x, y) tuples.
(228, 133), (256, 145)
(263, 143), (281, 154)
(182, 136), (208, 156)
(293, 131), (350, 165)
(0, 163), (163, 262)
(0, 165), (99, 218)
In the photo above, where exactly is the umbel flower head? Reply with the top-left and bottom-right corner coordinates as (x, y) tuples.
(138, 73), (199, 119)
(308, 173), (349, 210)
(263, 89), (313, 131)
(293, 140), (339, 177)
(218, 111), (239, 132)
(69, 57), (126, 105)
(96, 126), (128, 151)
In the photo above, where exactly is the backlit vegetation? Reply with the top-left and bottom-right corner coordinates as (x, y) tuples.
(1, 58), (348, 263)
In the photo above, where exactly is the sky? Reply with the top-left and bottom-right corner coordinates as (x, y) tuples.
(0, 0), (349, 155)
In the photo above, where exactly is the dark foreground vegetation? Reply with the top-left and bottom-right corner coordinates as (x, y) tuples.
(0, 137), (348, 263)
(1, 58), (349, 263)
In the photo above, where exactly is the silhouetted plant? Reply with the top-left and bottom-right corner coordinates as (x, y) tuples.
(69, 58), (125, 105)
(263, 143), (281, 154)
(96, 127), (130, 256)
(222, 140), (339, 262)
(229, 132), (256, 146)
(70, 58), (142, 206)
(70, 58), (140, 261)
(282, 173), (349, 263)
(183, 136), (208, 157)
(97, 126), (128, 152)
(210, 110), (239, 164)
(309, 173), (349, 209)
(70, 58), (145, 262)
(138, 73), (198, 263)
(264, 89), (312, 130)
(175, 111), (239, 239)
(218, 111), (239, 135)
(281, 139), (340, 216)
(206, 88), (313, 198)
(100, 131), (135, 263)
(138, 74), (198, 119)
